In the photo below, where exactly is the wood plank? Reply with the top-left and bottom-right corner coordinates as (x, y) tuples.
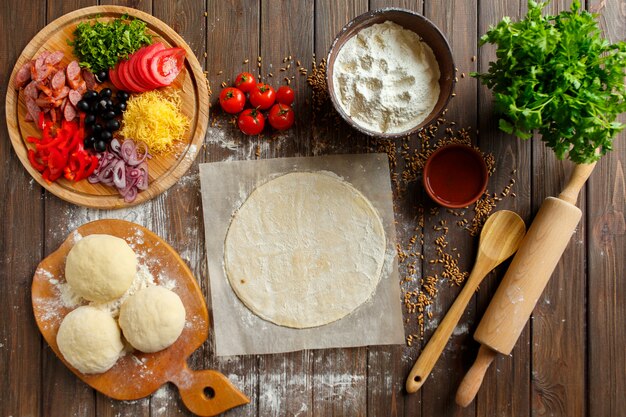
(311, 2), (369, 417)
(204, 1), (261, 416)
(364, 2), (423, 417)
(148, 0), (208, 415)
(475, 1), (532, 416)
(39, 0), (99, 412)
(587, 1), (626, 416)
(419, 0), (479, 415)
(0, 2), (46, 416)
(528, 1), (587, 416)
(256, 1), (315, 415)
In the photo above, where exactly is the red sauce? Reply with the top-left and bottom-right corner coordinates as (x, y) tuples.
(424, 145), (487, 207)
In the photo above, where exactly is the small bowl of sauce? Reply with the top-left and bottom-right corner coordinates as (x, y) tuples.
(423, 144), (488, 208)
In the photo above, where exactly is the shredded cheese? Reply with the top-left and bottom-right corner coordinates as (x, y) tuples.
(120, 90), (189, 154)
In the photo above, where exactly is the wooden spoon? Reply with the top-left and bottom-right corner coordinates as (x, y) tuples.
(405, 210), (526, 393)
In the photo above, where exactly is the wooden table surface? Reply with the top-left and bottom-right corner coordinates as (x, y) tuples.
(1, 1), (624, 416)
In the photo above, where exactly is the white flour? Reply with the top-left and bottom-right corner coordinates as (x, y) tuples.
(332, 20), (440, 133)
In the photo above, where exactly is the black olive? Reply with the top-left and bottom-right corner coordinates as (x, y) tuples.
(83, 90), (98, 101)
(105, 119), (120, 131)
(94, 140), (107, 153)
(99, 130), (113, 141)
(105, 99), (114, 109)
(97, 99), (108, 111)
(95, 71), (108, 83)
(116, 91), (130, 102)
(76, 100), (90, 112)
(102, 110), (116, 120)
(84, 114), (96, 125)
(115, 102), (127, 113)
(99, 88), (112, 99)
(84, 135), (96, 146)
(92, 124), (103, 134)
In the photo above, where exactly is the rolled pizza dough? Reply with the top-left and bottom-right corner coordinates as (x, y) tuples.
(224, 171), (386, 328)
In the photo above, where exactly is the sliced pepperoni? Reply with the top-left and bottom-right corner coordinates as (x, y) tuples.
(44, 51), (64, 66)
(15, 61), (33, 89)
(82, 69), (96, 90)
(51, 70), (66, 91)
(68, 89), (82, 107)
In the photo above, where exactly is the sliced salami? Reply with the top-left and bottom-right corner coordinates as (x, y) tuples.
(68, 89), (82, 106)
(66, 61), (82, 89)
(50, 70), (66, 91)
(44, 51), (64, 66)
(15, 61), (33, 89)
(63, 102), (77, 122)
(75, 80), (87, 94)
(25, 96), (41, 122)
(82, 69), (96, 90)
(53, 86), (70, 101)
(24, 80), (38, 99)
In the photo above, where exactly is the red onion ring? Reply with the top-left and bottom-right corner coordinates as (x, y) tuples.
(88, 139), (151, 202)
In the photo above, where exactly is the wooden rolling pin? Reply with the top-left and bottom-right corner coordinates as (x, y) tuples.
(455, 162), (596, 407)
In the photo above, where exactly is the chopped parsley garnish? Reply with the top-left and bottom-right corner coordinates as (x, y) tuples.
(69, 14), (152, 74)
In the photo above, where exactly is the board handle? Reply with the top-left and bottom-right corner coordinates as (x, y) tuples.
(558, 162), (596, 205)
(455, 345), (497, 407)
(170, 363), (250, 416)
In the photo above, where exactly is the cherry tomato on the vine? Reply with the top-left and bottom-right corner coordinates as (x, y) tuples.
(276, 86), (295, 105)
(238, 108), (265, 135)
(219, 87), (245, 114)
(234, 72), (257, 93)
(268, 103), (295, 131)
(249, 83), (276, 110)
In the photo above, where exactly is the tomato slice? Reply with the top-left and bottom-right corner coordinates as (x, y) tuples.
(149, 48), (186, 86)
(108, 65), (125, 91)
(117, 60), (144, 93)
(128, 48), (158, 91)
(139, 42), (167, 87)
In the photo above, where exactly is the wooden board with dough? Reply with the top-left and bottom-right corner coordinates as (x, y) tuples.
(31, 219), (248, 417)
(5, 6), (210, 209)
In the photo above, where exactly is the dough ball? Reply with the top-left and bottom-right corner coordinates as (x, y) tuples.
(119, 286), (186, 353)
(56, 306), (123, 374)
(65, 234), (137, 302)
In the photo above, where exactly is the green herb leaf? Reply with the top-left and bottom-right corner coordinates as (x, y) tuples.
(68, 14), (152, 73)
(473, 0), (626, 164)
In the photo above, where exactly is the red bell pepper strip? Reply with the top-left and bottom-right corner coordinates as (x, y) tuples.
(28, 149), (46, 172)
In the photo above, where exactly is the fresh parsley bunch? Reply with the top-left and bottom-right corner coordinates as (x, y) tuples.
(69, 14), (152, 74)
(474, 0), (626, 164)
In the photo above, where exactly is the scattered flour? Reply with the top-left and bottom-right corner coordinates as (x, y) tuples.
(332, 20), (440, 133)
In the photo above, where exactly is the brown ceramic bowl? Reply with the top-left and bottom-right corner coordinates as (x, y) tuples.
(326, 8), (455, 139)
(423, 144), (488, 209)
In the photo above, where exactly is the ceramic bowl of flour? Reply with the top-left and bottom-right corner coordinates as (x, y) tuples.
(327, 8), (455, 138)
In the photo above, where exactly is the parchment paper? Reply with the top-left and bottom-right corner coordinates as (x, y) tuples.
(199, 154), (405, 356)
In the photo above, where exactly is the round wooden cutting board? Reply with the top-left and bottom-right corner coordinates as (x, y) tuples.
(6, 6), (210, 209)
(32, 219), (249, 416)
